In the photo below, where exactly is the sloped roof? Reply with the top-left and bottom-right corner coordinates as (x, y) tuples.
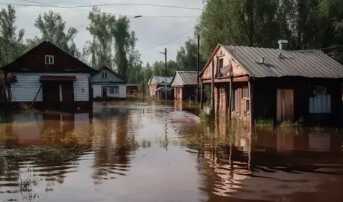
(149, 76), (173, 85)
(91, 66), (125, 84)
(223, 45), (343, 78)
(2, 41), (94, 73)
(171, 71), (198, 87)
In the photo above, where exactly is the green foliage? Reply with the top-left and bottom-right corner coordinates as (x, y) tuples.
(84, 8), (137, 82)
(29, 11), (80, 57)
(85, 7), (114, 69)
(0, 5), (25, 67)
(176, 38), (205, 71)
(199, 0), (281, 57)
(198, 0), (343, 60)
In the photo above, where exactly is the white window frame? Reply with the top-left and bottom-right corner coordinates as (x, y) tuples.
(45, 55), (54, 65)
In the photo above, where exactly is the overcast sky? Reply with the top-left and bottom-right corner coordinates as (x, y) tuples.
(0, 0), (204, 64)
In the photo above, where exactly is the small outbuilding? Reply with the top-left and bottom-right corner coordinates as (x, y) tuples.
(200, 44), (343, 124)
(126, 84), (140, 98)
(148, 76), (172, 97)
(2, 41), (94, 112)
(91, 66), (127, 100)
(171, 71), (198, 101)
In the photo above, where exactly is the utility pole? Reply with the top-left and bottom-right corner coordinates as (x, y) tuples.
(160, 48), (168, 100)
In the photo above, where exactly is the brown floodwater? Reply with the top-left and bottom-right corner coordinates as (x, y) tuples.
(0, 101), (343, 202)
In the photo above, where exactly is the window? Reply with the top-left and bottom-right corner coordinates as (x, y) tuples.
(219, 58), (224, 70)
(309, 86), (331, 114)
(102, 72), (107, 79)
(216, 58), (224, 77)
(45, 55), (54, 65)
(109, 86), (119, 95)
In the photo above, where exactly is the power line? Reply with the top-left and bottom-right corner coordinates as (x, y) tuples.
(0, 1), (202, 10)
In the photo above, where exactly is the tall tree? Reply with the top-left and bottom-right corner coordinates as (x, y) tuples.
(198, 0), (343, 60)
(0, 5), (25, 66)
(85, 8), (137, 81)
(30, 11), (79, 57)
(85, 7), (114, 69)
(199, 0), (280, 57)
(112, 17), (136, 82)
(176, 38), (206, 71)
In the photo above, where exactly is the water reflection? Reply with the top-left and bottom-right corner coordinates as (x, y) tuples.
(177, 114), (343, 201)
(0, 102), (342, 202)
(92, 105), (137, 184)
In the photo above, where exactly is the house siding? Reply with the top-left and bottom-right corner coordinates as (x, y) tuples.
(92, 84), (127, 99)
(10, 73), (90, 102)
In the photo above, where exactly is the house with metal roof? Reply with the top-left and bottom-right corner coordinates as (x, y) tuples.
(171, 71), (198, 101)
(200, 44), (343, 124)
(148, 76), (173, 97)
(91, 66), (127, 99)
(2, 41), (94, 112)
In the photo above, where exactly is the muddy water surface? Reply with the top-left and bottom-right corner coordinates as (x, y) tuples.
(0, 101), (343, 202)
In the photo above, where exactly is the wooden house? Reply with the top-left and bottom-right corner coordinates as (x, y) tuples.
(2, 41), (94, 111)
(171, 71), (198, 101)
(200, 44), (343, 124)
(91, 66), (127, 99)
(148, 76), (172, 97)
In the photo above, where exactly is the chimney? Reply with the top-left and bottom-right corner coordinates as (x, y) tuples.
(260, 56), (265, 64)
(278, 40), (288, 50)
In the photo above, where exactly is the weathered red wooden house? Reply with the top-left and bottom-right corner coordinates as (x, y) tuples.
(200, 44), (343, 124)
(2, 41), (94, 111)
(171, 71), (198, 101)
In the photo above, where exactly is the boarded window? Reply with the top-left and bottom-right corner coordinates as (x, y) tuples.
(234, 86), (249, 114)
(309, 86), (331, 114)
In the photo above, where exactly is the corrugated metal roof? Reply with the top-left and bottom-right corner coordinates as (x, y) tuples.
(172, 71), (198, 86)
(223, 45), (343, 78)
(149, 76), (173, 85)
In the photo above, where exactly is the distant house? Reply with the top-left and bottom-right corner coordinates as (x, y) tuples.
(148, 76), (173, 97)
(91, 66), (127, 99)
(0, 71), (5, 105)
(200, 44), (343, 123)
(2, 41), (94, 111)
(171, 71), (198, 101)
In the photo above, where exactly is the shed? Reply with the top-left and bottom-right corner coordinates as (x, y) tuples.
(171, 71), (198, 101)
(91, 66), (127, 99)
(126, 84), (140, 97)
(200, 44), (343, 124)
(148, 76), (172, 97)
(2, 41), (94, 111)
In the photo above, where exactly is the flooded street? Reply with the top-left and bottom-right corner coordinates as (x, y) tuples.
(0, 101), (343, 202)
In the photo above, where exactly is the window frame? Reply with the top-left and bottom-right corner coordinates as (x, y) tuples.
(45, 55), (55, 65)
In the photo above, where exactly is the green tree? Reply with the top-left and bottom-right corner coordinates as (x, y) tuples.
(29, 11), (79, 57)
(176, 38), (206, 71)
(199, 0), (280, 57)
(198, 0), (343, 60)
(112, 17), (136, 82)
(85, 7), (114, 69)
(85, 8), (137, 81)
(0, 5), (25, 66)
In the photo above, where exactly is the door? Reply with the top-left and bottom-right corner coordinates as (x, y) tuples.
(102, 87), (107, 98)
(42, 82), (60, 110)
(277, 89), (294, 122)
(61, 83), (74, 111)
